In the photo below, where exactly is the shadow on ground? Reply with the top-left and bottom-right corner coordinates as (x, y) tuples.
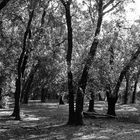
(0, 101), (140, 140)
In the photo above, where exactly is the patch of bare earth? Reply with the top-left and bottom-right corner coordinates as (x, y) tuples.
(0, 100), (140, 140)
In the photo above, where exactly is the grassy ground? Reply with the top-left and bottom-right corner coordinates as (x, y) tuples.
(0, 100), (140, 140)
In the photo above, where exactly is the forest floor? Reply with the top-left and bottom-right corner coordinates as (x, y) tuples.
(0, 100), (140, 140)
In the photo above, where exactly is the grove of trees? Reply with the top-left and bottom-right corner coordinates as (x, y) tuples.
(0, 0), (140, 125)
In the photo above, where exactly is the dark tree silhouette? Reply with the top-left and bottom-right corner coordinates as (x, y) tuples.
(0, 0), (11, 11)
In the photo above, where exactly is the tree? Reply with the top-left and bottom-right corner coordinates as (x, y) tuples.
(107, 45), (140, 116)
(60, 0), (75, 125)
(11, 1), (37, 120)
(21, 63), (39, 104)
(75, 0), (123, 124)
(131, 68), (140, 103)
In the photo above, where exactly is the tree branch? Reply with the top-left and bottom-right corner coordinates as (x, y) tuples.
(54, 38), (67, 47)
(103, 0), (115, 10)
(103, 1), (121, 15)
(0, 0), (11, 11)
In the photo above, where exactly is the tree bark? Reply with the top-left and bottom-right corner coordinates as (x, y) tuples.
(11, 9), (35, 120)
(132, 70), (140, 103)
(88, 91), (95, 112)
(107, 46), (140, 116)
(59, 95), (64, 105)
(41, 88), (46, 103)
(75, 0), (103, 125)
(113, 46), (140, 98)
(60, 0), (75, 125)
(0, 88), (2, 108)
(123, 73), (129, 104)
(22, 74), (34, 104)
(106, 86), (118, 116)
(109, 31), (118, 65)
(67, 71), (75, 125)
(132, 79), (137, 104)
(107, 97), (117, 116)
(21, 64), (38, 103)
(0, 0), (10, 11)
(12, 78), (21, 120)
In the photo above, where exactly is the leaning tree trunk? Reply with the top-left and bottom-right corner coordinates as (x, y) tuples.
(75, 0), (103, 125)
(11, 8), (35, 120)
(107, 46), (140, 116)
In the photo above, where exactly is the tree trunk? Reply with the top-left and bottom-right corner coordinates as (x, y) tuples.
(132, 80), (137, 104)
(106, 89), (118, 116)
(67, 71), (75, 125)
(123, 73), (129, 104)
(75, 0), (103, 125)
(98, 92), (103, 101)
(11, 8), (35, 120)
(132, 71), (140, 103)
(0, 88), (2, 108)
(106, 47), (140, 116)
(60, 1), (75, 125)
(59, 95), (64, 105)
(75, 88), (84, 125)
(11, 78), (21, 120)
(113, 46), (140, 98)
(88, 91), (95, 112)
(41, 88), (46, 103)
(22, 73), (34, 104)
(21, 63), (39, 103)
(107, 97), (117, 116)
(0, 0), (10, 11)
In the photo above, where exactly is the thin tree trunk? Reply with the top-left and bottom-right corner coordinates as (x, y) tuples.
(123, 73), (129, 104)
(0, 88), (2, 108)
